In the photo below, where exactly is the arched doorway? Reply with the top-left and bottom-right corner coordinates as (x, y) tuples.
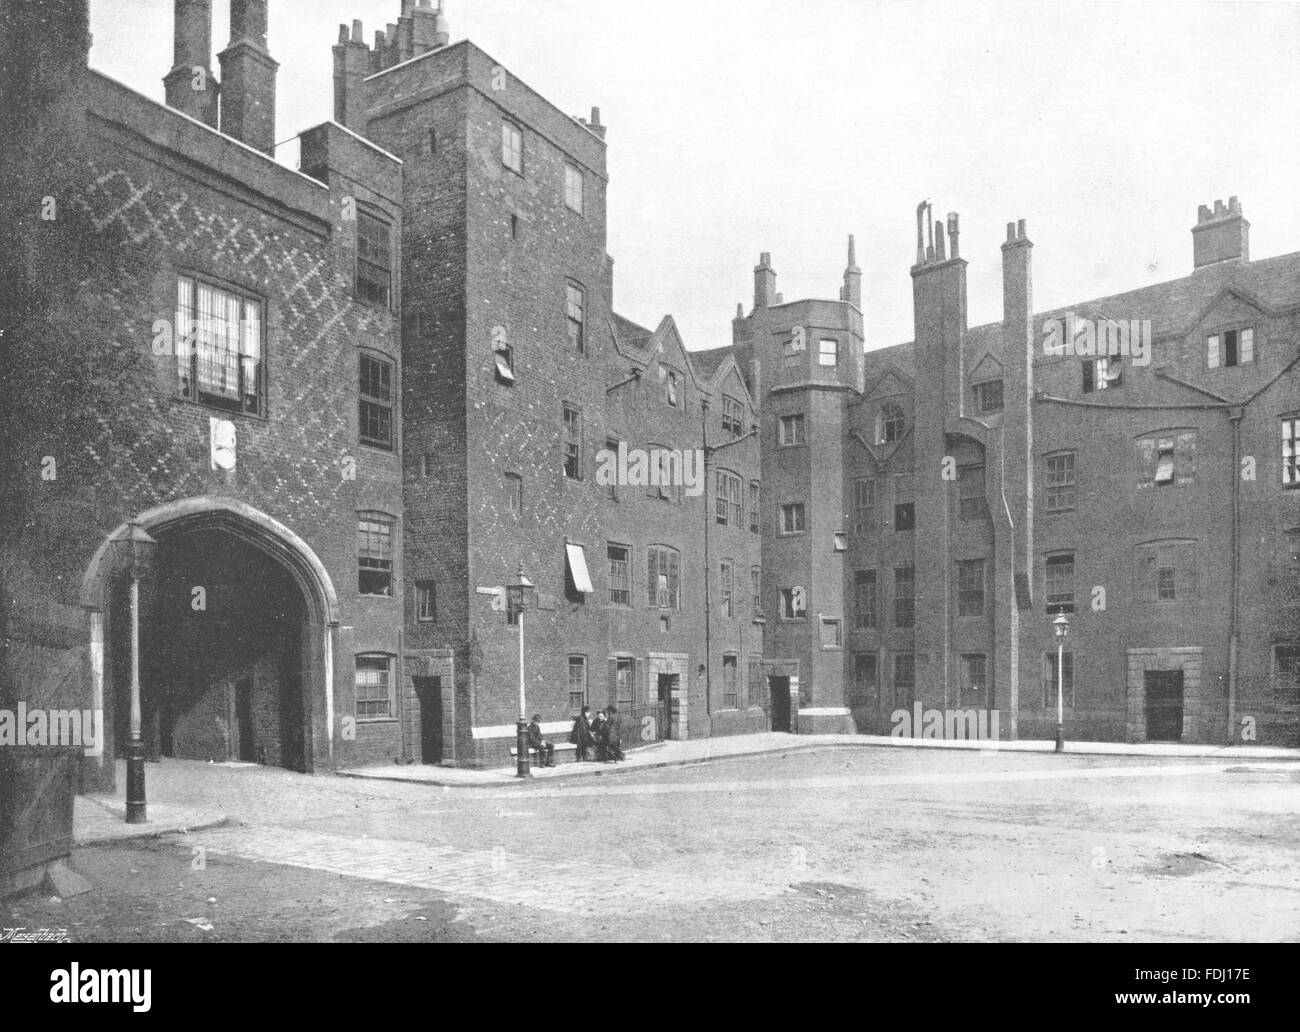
(82, 499), (339, 783)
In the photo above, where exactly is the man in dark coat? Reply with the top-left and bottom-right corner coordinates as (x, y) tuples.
(527, 714), (554, 767)
(604, 705), (625, 762)
(569, 706), (595, 761)
(591, 710), (608, 761)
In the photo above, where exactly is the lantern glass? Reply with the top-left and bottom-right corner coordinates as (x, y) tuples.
(109, 522), (159, 580)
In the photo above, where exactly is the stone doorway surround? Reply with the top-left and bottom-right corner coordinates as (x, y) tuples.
(1126, 647), (1205, 742)
(648, 653), (689, 740)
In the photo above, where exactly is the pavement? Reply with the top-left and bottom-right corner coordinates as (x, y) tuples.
(335, 730), (1300, 787)
(72, 732), (1300, 844)
(36, 741), (1300, 942)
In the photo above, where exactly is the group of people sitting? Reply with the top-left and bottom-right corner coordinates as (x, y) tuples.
(525, 706), (625, 767)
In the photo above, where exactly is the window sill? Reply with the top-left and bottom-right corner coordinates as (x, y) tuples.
(358, 594), (397, 602)
(355, 717), (399, 725)
(359, 441), (396, 453)
(171, 396), (268, 422)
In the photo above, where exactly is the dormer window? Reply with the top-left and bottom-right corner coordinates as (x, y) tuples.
(1207, 327), (1254, 369)
(876, 400), (905, 445)
(1082, 356), (1122, 393)
(660, 367), (679, 406)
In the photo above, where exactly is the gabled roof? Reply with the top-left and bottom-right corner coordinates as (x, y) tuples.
(611, 312), (654, 351)
(686, 346), (732, 380)
(862, 250), (1300, 384)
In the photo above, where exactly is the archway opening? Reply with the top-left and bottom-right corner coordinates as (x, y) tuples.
(107, 524), (310, 771)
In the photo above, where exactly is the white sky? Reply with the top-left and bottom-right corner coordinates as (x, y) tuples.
(88, 0), (1300, 352)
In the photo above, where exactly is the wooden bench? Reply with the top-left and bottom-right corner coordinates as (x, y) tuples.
(508, 741), (579, 765)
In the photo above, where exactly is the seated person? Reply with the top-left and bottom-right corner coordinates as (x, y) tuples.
(526, 714), (555, 767)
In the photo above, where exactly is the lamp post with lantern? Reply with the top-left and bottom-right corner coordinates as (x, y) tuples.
(107, 521), (158, 823)
(506, 564), (536, 779)
(1052, 612), (1069, 753)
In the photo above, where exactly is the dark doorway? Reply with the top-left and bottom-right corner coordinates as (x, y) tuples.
(1145, 670), (1184, 741)
(415, 676), (443, 764)
(657, 674), (678, 740)
(234, 677), (256, 761)
(126, 526), (308, 770)
(769, 675), (791, 732)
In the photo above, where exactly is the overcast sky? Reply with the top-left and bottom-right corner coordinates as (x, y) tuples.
(88, 0), (1300, 352)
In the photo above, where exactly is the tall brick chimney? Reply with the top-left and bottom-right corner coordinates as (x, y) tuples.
(218, 0), (278, 155)
(163, 0), (218, 128)
(840, 234), (862, 306)
(1192, 196), (1249, 268)
(333, 20), (369, 130)
(754, 252), (777, 309)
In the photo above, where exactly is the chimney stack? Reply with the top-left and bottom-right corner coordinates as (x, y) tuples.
(1192, 196), (1249, 268)
(163, 0), (218, 128)
(218, 0), (279, 155)
(412, 0), (449, 52)
(754, 252), (777, 309)
(333, 20), (369, 130)
(841, 234), (862, 306)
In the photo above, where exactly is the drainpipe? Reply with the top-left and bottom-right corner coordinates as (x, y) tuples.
(702, 400), (713, 722)
(1227, 407), (1243, 744)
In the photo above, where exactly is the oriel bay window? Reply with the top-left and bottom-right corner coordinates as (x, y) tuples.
(360, 353), (394, 449)
(175, 275), (264, 415)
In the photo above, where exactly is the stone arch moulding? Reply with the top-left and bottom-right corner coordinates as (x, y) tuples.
(80, 496), (339, 624)
(79, 496), (341, 768)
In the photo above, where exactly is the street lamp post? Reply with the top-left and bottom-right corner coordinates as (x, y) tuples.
(1052, 612), (1069, 753)
(108, 521), (158, 823)
(507, 564), (536, 779)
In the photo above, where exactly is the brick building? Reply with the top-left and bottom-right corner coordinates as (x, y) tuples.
(3, 0), (1296, 794)
(736, 201), (1300, 746)
(332, 1), (763, 765)
(2, 0), (406, 788)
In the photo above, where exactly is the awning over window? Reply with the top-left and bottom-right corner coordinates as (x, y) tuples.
(566, 542), (593, 594)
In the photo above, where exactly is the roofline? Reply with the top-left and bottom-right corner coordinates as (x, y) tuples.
(87, 68), (327, 191)
(316, 120), (404, 165)
(364, 38), (467, 82)
(364, 38), (607, 147)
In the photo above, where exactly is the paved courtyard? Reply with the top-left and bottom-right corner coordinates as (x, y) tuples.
(5, 744), (1299, 942)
